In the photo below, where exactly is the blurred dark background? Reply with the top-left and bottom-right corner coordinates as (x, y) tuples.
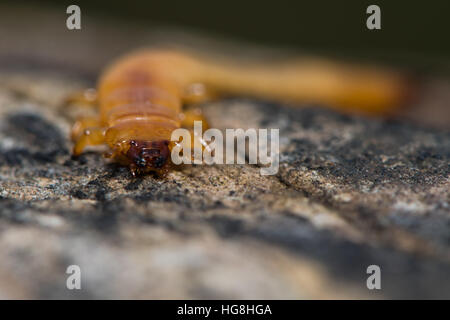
(12, 0), (450, 65)
(0, 0), (449, 128)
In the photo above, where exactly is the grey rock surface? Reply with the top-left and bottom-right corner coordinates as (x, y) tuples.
(0, 4), (449, 299)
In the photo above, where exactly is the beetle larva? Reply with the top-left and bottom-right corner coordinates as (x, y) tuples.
(70, 49), (412, 175)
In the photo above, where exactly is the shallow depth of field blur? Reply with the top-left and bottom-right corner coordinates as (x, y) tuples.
(1, 0), (449, 128)
(0, 0), (448, 299)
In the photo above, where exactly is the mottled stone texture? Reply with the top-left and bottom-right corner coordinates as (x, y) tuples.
(0, 4), (449, 299)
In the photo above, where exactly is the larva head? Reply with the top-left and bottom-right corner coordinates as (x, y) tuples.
(126, 140), (170, 176)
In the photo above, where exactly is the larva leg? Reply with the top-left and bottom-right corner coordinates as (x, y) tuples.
(171, 107), (212, 164)
(182, 83), (216, 105)
(178, 107), (212, 160)
(172, 128), (211, 164)
(189, 128), (212, 156)
(179, 107), (209, 130)
(64, 88), (98, 107)
(73, 127), (106, 156)
(71, 116), (103, 141)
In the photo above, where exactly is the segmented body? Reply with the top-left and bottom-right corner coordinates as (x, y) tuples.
(71, 49), (411, 174)
(99, 51), (197, 168)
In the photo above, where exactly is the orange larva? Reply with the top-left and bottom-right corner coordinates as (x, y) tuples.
(70, 49), (412, 175)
